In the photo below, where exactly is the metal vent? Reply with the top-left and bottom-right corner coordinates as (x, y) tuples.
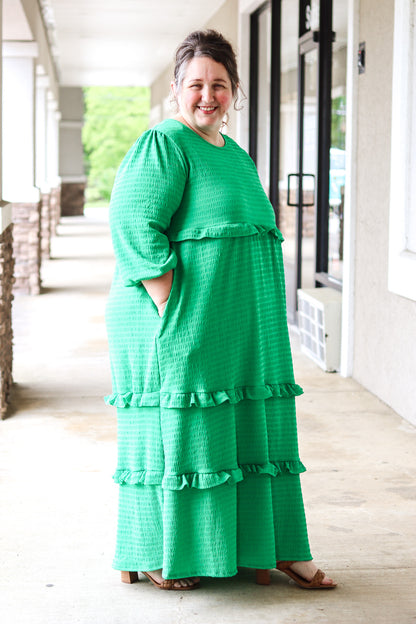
(297, 288), (342, 372)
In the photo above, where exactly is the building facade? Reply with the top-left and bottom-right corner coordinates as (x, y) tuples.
(1, 0), (415, 425)
(150, 0), (416, 426)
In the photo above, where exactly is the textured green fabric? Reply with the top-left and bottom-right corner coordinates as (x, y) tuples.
(113, 400), (311, 577)
(105, 119), (312, 578)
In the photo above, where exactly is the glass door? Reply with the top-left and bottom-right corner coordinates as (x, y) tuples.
(281, 11), (320, 322)
(250, 0), (346, 324)
(298, 46), (318, 291)
(256, 5), (272, 195)
(281, 0), (336, 322)
(278, 0), (299, 322)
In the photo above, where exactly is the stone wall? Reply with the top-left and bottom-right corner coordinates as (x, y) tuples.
(41, 192), (51, 259)
(0, 224), (15, 418)
(61, 182), (85, 216)
(50, 185), (61, 236)
(12, 201), (42, 295)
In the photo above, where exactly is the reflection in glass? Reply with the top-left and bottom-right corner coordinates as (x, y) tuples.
(256, 6), (271, 195)
(328, 7), (348, 282)
(301, 48), (318, 289)
(279, 0), (299, 314)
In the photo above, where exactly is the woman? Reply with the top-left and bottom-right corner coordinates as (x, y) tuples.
(105, 29), (336, 591)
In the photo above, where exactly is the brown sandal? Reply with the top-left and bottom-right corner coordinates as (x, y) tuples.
(120, 570), (200, 590)
(275, 561), (337, 589)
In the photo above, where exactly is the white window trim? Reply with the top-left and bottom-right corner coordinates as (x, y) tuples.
(388, 0), (416, 301)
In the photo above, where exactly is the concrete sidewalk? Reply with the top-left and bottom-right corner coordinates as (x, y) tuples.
(1, 208), (415, 624)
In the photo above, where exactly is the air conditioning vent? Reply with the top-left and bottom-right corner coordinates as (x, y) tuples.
(297, 287), (342, 372)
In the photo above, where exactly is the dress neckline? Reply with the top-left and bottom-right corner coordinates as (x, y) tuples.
(168, 118), (228, 149)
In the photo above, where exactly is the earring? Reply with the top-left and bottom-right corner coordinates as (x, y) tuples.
(221, 112), (230, 130)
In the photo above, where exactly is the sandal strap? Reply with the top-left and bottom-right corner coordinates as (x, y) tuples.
(160, 578), (178, 589)
(310, 569), (325, 587)
(276, 561), (295, 571)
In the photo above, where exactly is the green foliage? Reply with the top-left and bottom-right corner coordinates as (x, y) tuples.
(331, 95), (347, 150)
(82, 87), (150, 201)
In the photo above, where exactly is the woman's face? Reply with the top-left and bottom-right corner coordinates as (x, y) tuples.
(173, 56), (233, 141)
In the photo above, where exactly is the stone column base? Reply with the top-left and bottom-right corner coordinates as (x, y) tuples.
(0, 224), (15, 418)
(50, 186), (61, 236)
(12, 201), (42, 295)
(61, 182), (85, 216)
(41, 192), (52, 259)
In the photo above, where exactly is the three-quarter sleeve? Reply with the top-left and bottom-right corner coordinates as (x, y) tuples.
(109, 129), (188, 286)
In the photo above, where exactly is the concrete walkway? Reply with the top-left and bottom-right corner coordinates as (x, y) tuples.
(1, 209), (415, 624)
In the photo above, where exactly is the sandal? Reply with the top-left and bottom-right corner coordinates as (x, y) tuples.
(120, 570), (200, 590)
(275, 561), (337, 589)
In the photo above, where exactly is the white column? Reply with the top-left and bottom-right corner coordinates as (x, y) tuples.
(46, 93), (61, 189)
(35, 72), (50, 192)
(2, 42), (40, 203)
(0, 2), (12, 232)
(0, 0), (2, 200)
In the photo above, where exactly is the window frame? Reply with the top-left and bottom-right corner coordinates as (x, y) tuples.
(388, 0), (416, 301)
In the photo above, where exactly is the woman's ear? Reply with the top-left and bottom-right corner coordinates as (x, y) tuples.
(170, 81), (177, 99)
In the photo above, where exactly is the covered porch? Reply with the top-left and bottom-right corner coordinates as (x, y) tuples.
(1, 210), (415, 622)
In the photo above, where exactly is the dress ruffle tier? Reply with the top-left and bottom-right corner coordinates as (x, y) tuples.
(113, 460), (307, 489)
(112, 398), (311, 577)
(105, 381), (303, 409)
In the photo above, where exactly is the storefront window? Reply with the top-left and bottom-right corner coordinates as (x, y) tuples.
(279, 0), (299, 310)
(328, 5), (348, 282)
(256, 5), (272, 195)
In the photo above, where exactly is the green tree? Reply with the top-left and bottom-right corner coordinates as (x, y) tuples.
(331, 95), (346, 150)
(82, 87), (150, 202)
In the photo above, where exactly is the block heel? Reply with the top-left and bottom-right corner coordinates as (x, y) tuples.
(256, 569), (271, 585)
(121, 571), (139, 584)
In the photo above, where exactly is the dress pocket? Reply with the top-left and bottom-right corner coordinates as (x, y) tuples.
(161, 268), (176, 318)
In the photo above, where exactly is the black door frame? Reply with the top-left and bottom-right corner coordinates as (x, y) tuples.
(249, 0), (281, 223)
(249, 0), (341, 313)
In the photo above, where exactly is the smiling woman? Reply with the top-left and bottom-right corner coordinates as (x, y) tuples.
(105, 29), (336, 593)
(171, 57), (233, 146)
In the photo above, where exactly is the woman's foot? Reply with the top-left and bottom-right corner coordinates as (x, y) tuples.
(275, 561), (337, 589)
(288, 561), (336, 586)
(145, 569), (200, 589)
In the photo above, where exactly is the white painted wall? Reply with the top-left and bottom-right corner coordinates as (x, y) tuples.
(353, 0), (416, 425)
(2, 43), (40, 203)
(59, 87), (85, 181)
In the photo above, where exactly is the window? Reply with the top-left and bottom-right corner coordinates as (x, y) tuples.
(388, 0), (416, 301)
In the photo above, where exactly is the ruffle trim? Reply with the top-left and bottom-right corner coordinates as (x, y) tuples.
(104, 383), (304, 409)
(112, 460), (306, 490)
(168, 222), (284, 243)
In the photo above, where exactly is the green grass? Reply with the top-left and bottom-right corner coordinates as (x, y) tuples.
(84, 200), (110, 209)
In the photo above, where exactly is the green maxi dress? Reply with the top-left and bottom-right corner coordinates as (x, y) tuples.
(105, 118), (312, 579)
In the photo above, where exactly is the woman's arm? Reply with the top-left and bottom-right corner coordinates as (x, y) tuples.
(109, 130), (187, 288)
(142, 269), (173, 317)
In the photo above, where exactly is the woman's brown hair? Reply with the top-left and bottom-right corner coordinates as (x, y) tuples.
(173, 29), (240, 97)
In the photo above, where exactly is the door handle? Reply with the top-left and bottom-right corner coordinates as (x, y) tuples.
(287, 173), (316, 207)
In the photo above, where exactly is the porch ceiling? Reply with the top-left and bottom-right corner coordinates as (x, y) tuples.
(47, 0), (228, 87)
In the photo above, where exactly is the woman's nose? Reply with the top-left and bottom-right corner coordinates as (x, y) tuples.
(201, 84), (214, 102)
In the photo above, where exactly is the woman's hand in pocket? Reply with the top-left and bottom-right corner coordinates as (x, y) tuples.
(157, 300), (168, 317)
(141, 270), (173, 317)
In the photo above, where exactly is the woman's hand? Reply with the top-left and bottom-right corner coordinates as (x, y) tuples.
(141, 270), (173, 317)
(157, 300), (168, 317)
